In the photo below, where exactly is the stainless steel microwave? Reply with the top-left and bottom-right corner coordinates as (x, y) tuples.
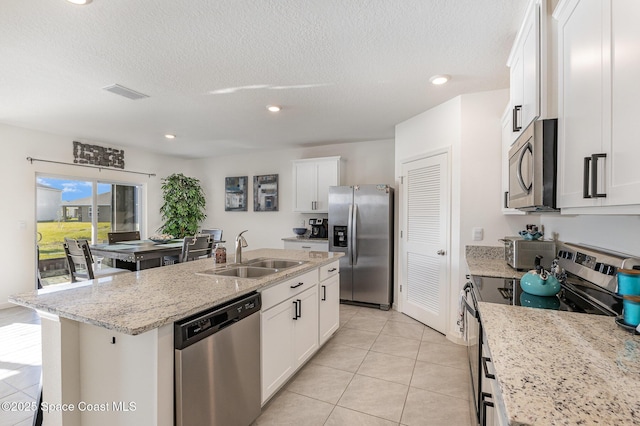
(508, 119), (558, 212)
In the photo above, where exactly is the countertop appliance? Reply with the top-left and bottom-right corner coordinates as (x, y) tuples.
(502, 236), (556, 270)
(174, 292), (262, 426)
(328, 184), (393, 310)
(464, 242), (628, 426)
(508, 118), (558, 212)
(308, 218), (328, 239)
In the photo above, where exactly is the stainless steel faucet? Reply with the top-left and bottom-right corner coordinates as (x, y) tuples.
(235, 230), (248, 263)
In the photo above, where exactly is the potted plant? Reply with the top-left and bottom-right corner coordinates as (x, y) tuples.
(159, 173), (206, 238)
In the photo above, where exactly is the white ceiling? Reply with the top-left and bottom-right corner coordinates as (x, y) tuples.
(1, 0), (528, 159)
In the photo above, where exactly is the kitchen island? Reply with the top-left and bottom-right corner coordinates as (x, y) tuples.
(480, 302), (640, 425)
(9, 248), (342, 426)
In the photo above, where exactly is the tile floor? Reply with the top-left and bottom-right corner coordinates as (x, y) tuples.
(0, 304), (474, 426)
(255, 303), (474, 426)
(0, 306), (41, 426)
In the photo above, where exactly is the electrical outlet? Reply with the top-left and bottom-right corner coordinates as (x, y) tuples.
(472, 227), (483, 241)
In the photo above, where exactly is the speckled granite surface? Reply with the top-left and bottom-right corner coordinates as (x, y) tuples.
(9, 249), (342, 335)
(465, 245), (525, 279)
(479, 302), (640, 426)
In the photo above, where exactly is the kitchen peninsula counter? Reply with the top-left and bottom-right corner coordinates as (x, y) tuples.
(9, 248), (342, 335)
(465, 245), (525, 279)
(479, 302), (640, 426)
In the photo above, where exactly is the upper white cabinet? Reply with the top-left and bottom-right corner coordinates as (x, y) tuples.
(507, 0), (555, 144)
(555, 0), (640, 212)
(292, 156), (341, 213)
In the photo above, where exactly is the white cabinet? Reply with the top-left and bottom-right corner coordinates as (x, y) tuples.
(507, 0), (554, 145)
(501, 106), (526, 215)
(260, 270), (319, 404)
(292, 156), (340, 212)
(283, 239), (329, 252)
(555, 0), (640, 212)
(318, 261), (340, 345)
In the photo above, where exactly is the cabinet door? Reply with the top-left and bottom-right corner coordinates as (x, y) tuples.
(607, 0), (640, 206)
(315, 159), (339, 212)
(261, 301), (295, 403)
(556, 0), (606, 208)
(293, 286), (319, 367)
(521, 5), (539, 130)
(319, 274), (340, 345)
(509, 52), (524, 139)
(293, 161), (317, 212)
(283, 240), (329, 252)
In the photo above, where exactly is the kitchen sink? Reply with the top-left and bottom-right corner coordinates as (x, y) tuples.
(198, 266), (279, 279)
(246, 258), (307, 269)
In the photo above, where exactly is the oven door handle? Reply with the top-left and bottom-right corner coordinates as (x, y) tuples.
(463, 286), (478, 319)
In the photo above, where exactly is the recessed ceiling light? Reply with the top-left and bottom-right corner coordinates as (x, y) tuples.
(429, 75), (451, 85)
(266, 105), (281, 112)
(67, 0), (92, 4)
(164, 134), (176, 139)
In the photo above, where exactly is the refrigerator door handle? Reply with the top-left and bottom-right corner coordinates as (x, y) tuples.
(347, 203), (354, 266)
(352, 203), (358, 265)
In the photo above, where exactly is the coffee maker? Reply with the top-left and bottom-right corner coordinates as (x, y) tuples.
(308, 218), (328, 239)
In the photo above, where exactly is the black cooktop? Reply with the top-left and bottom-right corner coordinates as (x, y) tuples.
(470, 275), (621, 316)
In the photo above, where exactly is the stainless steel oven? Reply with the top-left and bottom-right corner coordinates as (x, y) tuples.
(463, 281), (482, 425)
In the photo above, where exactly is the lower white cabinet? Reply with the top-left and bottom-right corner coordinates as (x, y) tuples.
(319, 262), (340, 345)
(283, 240), (329, 252)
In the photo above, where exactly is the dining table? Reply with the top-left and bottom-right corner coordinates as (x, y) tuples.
(90, 239), (185, 271)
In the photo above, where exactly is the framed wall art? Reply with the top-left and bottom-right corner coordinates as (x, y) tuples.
(225, 176), (248, 211)
(253, 174), (278, 212)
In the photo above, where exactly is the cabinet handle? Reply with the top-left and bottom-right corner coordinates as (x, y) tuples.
(290, 282), (304, 289)
(504, 191), (509, 209)
(583, 156), (592, 198)
(481, 392), (494, 426)
(321, 285), (326, 301)
(328, 268), (337, 272)
(292, 300), (298, 320)
(301, 246), (311, 249)
(512, 105), (522, 132)
(482, 356), (495, 380)
(591, 153), (607, 198)
(296, 299), (302, 318)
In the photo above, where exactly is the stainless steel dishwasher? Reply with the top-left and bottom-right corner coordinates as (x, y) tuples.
(174, 292), (262, 426)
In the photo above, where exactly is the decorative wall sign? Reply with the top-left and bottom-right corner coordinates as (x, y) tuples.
(253, 174), (278, 212)
(225, 176), (248, 211)
(73, 141), (125, 169)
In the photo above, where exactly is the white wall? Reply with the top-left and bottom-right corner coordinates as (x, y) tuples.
(0, 123), (191, 308)
(395, 89), (531, 340)
(190, 139), (395, 251)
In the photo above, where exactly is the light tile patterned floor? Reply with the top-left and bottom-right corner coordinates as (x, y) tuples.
(0, 307), (41, 426)
(0, 304), (474, 426)
(255, 304), (474, 426)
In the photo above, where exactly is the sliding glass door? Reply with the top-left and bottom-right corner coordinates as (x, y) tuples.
(36, 175), (141, 286)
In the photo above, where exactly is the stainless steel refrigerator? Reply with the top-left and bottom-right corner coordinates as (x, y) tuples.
(328, 185), (393, 310)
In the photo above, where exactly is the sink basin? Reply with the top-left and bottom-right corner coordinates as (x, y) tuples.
(198, 266), (279, 279)
(247, 259), (307, 269)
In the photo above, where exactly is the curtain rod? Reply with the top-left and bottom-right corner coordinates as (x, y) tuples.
(26, 157), (156, 177)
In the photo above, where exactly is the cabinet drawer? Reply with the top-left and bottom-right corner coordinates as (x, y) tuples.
(261, 269), (319, 311)
(283, 240), (328, 252)
(319, 261), (339, 282)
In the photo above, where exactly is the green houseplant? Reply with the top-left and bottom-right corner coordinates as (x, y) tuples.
(159, 173), (207, 238)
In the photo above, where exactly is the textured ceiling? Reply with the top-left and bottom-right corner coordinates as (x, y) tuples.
(0, 0), (528, 159)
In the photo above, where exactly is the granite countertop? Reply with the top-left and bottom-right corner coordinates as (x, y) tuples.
(465, 245), (525, 279)
(281, 236), (328, 242)
(9, 249), (342, 336)
(479, 302), (640, 426)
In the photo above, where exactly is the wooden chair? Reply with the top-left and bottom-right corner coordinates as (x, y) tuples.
(164, 234), (213, 265)
(201, 228), (223, 242)
(63, 238), (130, 282)
(107, 231), (141, 244)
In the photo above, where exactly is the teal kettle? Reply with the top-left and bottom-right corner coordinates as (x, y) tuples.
(520, 256), (561, 297)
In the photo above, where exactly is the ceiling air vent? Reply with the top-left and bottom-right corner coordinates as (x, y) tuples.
(102, 84), (149, 100)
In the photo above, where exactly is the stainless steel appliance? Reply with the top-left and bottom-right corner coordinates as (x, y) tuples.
(328, 184), (393, 310)
(508, 118), (558, 212)
(174, 292), (261, 426)
(501, 236), (556, 270)
(308, 218), (328, 239)
(464, 242), (628, 425)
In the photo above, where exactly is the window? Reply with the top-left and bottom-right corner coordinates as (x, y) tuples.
(36, 175), (142, 287)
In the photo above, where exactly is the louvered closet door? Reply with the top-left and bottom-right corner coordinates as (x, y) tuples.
(401, 152), (449, 333)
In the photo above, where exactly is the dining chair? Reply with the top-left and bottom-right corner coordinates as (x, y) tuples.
(164, 234), (213, 265)
(201, 228), (223, 242)
(63, 238), (130, 282)
(108, 231), (141, 244)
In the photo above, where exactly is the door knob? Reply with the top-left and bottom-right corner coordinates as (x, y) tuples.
(437, 250), (445, 256)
